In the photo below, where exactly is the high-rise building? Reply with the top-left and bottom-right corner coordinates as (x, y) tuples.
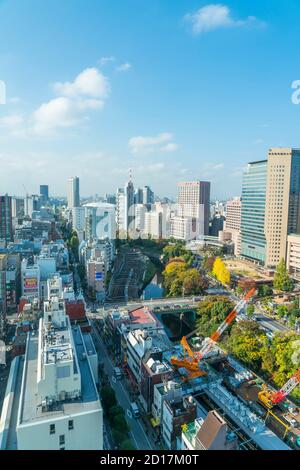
(241, 149), (300, 267)
(24, 194), (40, 218)
(116, 188), (125, 235)
(124, 180), (135, 234)
(11, 197), (25, 218)
(67, 177), (80, 208)
(264, 148), (300, 267)
(219, 197), (242, 256)
(241, 160), (268, 264)
(142, 186), (154, 205)
(0, 194), (13, 243)
(39, 185), (49, 204)
(178, 181), (210, 235)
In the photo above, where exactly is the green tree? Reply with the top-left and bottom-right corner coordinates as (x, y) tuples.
(120, 439), (136, 450)
(182, 269), (208, 295)
(196, 296), (234, 338)
(226, 321), (267, 368)
(108, 405), (124, 423)
(246, 304), (255, 319)
(113, 414), (129, 433)
(100, 386), (117, 411)
(112, 429), (127, 446)
(258, 284), (273, 297)
(277, 305), (288, 319)
(273, 259), (294, 292)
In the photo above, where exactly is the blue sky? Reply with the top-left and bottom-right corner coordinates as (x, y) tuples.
(0, 0), (300, 199)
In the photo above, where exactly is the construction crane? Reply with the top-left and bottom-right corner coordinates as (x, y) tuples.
(258, 369), (300, 409)
(171, 288), (256, 381)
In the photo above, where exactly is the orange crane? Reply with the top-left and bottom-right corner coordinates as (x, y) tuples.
(258, 368), (300, 409)
(171, 288), (256, 381)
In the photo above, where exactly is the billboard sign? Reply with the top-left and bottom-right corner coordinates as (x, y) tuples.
(24, 277), (38, 289)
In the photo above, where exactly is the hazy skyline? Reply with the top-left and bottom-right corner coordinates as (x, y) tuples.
(1, 0), (300, 198)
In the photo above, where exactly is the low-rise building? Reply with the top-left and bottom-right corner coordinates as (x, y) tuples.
(0, 297), (102, 450)
(287, 234), (300, 280)
(162, 395), (197, 450)
(181, 411), (238, 450)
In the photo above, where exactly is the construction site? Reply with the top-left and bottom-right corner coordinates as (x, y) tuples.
(160, 289), (300, 450)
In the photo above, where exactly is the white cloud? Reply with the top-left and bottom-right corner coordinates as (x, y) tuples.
(53, 67), (110, 99)
(185, 4), (265, 35)
(160, 143), (178, 153)
(99, 56), (115, 66)
(0, 114), (24, 127)
(116, 62), (132, 72)
(25, 67), (111, 137)
(129, 132), (178, 154)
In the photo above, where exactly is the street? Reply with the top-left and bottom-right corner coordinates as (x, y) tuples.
(91, 322), (154, 450)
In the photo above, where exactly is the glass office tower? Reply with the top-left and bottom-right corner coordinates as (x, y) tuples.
(241, 160), (267, 264)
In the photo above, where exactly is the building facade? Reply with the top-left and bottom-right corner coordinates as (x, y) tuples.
(264, 148), (300, 267)
(67, 177), (80, 208)
(241, 160), (268, 264)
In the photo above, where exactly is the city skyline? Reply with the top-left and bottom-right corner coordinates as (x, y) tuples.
(1, 0), (300, 198)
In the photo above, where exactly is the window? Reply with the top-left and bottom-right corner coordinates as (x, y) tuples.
(59, 435), (65, 446)
(50, 424), (55, 435)
(68, 420), (74, 430)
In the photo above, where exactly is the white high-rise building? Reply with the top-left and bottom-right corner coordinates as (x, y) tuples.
(116, 188), (126, 235)
(178, 181), (211, 236)
(219, 197), (241, 256)
(67, 177), (80, 208)
(0, 297), (103, 450)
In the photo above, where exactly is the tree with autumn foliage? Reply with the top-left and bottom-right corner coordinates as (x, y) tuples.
(212, 257), (231, 286)
(163, 261), (207, 297)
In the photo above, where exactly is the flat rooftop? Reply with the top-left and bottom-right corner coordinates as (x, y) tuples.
(129, 307), (156, 325)
(16, 326), (100, 429)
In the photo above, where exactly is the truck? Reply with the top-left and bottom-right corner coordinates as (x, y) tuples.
(130, 402), (140, 418)
(114, 367), (122, 380)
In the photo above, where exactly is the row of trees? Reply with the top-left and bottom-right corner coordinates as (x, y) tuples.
(224, 321), (300, 401)
(163, 260), (208, 297)
(100, 386), (135, 450)
(195, 295), (300, 401)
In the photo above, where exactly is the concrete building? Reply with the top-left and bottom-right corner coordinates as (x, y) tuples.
(152, 381), (183, 426)
(0, 297), (103, 450)
(241, 160), (268, 264)
(11, 197), (25, 218)
(134, 204), (148, 233)
(116, 188), (126, 235)
(86, 258), (106, 301)
(24, 194), (40, 218)
(124, 180), (135, 235)
(178, 181), (211, 236)
(219, 197), (241, 256)
(47, 274), (63, 300)
(162, 395), (197, 450)
(264, 148), (300, 267)
(170, 215), (199, 241)
(287, 234), (300, 279)
(181, 411), (238, 450)
(71, 206), (85, 233)
(140, 354), (173, 413)
(67, 177), (80, 208)
(40, 185), (49, 205)
(0, 194), (13, 243)
(21, 259), (40, 301)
